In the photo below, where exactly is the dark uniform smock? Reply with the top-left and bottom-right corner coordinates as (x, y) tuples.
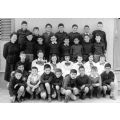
(3, 42), (20, 82)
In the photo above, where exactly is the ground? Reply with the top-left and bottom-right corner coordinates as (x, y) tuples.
(0, 88), (120, 103)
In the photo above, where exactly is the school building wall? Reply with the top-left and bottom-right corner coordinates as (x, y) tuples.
(0, 18), (115, 72)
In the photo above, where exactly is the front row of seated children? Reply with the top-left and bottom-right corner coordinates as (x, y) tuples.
(8, 62), (116, 103)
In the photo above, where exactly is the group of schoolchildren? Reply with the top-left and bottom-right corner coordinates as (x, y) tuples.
(3, 20), (116, 103)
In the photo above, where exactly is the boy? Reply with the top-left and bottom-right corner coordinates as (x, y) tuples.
(59, 54), (74, 77)
(82, 35), (94, 62)
(51, 68), (63, 101)
(60, 37), (70, 61)
(17, 21), (30, 49)
(76, 66), (90, 99)
(55, 23), (68, 45)
(16, 51), (31, 72)
(93, 34), (105, 63)
(40, 64), (56, 102)
(84, 54), (96, 75)
(62, 69), (78, 102)
(70, 37), (83, 62)
(96, 55), (107, 74)
(49, 35), (59, 60)
(26, 67), (41, 99)
(22, 32), (34, 63)
(82, 25), (93, 41)
(73, 55), (84, 75)
(32, 27), (40, 44)
(101, 63), (115, 99)
(9, 70), (26, 102)
(92, 21), (107, 51)
(34, 36), (45, 59)
(42, 24), (54, 61)
(68, 24), (83, 45)
(32, 50), (47, 76)
(89, 66), (102, 98)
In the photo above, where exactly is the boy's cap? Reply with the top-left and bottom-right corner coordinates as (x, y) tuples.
(70, 69), (77, 74)
(55, 68), (62, 73)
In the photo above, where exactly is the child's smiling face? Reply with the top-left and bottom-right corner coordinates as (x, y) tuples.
(72, 26), (78, 32)
(55, 72), (62, 78)
(95, 36), (101, 43)
(77, 56), (83, 63)
(37, 38), (43, 44)
(74, 38), (79, 44)
(70, 73), (77, 79)
(15, 72), (22, 80)
(27, 35), (33, 41)
(51, 36), (57, 43)
(44, 68), (51, 74)
(84, 36), (90, 43)
(64, 38), (69, 44)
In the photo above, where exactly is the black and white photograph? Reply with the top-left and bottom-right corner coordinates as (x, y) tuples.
(0, 18), (120, 103)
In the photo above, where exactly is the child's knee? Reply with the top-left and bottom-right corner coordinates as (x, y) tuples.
(41, 92), (47, 99)
(19, 86), (25, 92)
(10, 96), (15, 103)
(110, 82), (115, 88)
(73, 87), (79, 95)
(55, 85), (60, 90)
(65, 90), (72, 96)
(103, 86), (107, 91)
(84, 87), (89, 93)
(61, 88), (65, 94)
(45, 83), (50, 88)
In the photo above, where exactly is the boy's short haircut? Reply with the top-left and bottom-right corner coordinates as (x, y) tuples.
(79, 65), (85, 70)
(33, 27), (39, 30)
(64, 36), (69, 40)
(21, 21), (27, 25)
(70, 69), (77, 74)
(98, 21), (103, 25)
(64, 53), (70, 57)
(31, 66), (38, 71)
(55, 68), (62, 73)
(10, 32), (17, 39)
(37, 36), (43, 40)
(51, 35), (57, 38)
(58, 23), (64, 27)
(72, 24), (78, 28)
(77, 55), (83, 58)
(15, 69), (23, 75)
(16, 62), (24, 68)
(84, 34), (90, 38)
(89, 53), (93, 57)
(26, 32), (33, 36)
(96, 33), (101, 37)
(37, 50), (44, 55)
(74, 37), (79, 40)
(84, 25), (89, 28)
(45, 23), (52, 28)
(44, 64), (51, 70)
(105, 63), (111, 68)
(20, 51), (25, 55)
(91, 66), (98, 71)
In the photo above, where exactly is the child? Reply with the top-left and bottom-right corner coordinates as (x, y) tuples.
(68, 24), (83, 45)
(32, 27), (40, 44)
(59, 54), (74, 77)
(16, 51), (31, 72)
(49, 35), (59, 60)
(22, 32), (34, 63)
(89, 66), (102, 98)
(82, 25), (93, 41)
(101, 63), (115, 99)
(51, 68), (63, 101)
(76, 66), (90, 99)
(34, 36), (45, 59)
(17, 21), (30, 49)
(42, 24), (54, 61)
(96, 55), (107, 74)
(82, 35), (94, 62)
(49, 54), (59, 72)
(60, 37), (71, 61)
(70, 37), (83, 62)
(62, 69), (78, 102)
(73, 55), (84, 75)
(93, 34), (105, 63)
(84, 54), (96, 75)
(92, 21), (107, 51)
(40, 64), (56, 102)
(55, 23), (68, 45)
(32, 50), (47, 76)
(9, 70), (26, 102)
(26, 67), (41, 99)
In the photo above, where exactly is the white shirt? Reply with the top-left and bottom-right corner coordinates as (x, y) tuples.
(84, 61), (96, 75)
